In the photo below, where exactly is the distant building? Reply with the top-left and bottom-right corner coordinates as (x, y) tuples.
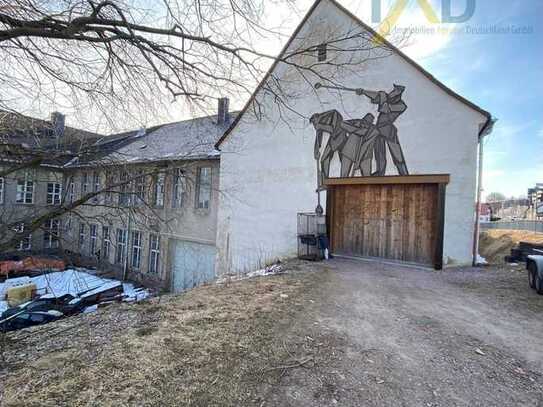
(528, 183), (543, 217)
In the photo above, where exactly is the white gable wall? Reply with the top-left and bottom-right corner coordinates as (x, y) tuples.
(216, 0), (488, 274)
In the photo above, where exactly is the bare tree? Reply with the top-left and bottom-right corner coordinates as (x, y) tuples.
(0, 0), (402, 254)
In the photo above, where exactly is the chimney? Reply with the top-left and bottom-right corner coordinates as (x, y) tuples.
(217, 97), (229, 125)
(50, 111), (65, 138)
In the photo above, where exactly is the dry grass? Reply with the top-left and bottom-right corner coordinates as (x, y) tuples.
(480, 229), (543, 264)
(0, 271), (315, 407)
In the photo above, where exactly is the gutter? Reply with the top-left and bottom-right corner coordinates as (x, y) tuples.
(472, 116), (497, 266)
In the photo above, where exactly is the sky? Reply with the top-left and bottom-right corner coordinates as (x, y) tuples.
(267, 0), (542, 200)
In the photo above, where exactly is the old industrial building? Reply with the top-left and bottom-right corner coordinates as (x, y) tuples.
(2, 0), (492, 291)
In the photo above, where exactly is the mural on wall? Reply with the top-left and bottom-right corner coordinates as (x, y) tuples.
(311, 83), (409, 187)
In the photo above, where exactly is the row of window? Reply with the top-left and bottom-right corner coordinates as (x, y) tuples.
(0, 166), (212, 210)
(0, 176), (62, 205)
(78, 224), (161, 274)
(14, 219), (60, 251)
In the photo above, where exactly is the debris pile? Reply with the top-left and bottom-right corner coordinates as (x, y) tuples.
(0, 269), (150, 331)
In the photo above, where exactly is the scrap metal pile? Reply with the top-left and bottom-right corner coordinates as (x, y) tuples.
(0, 269), (150, 331)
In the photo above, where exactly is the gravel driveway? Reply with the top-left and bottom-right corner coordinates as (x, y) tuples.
(260, 258), (543, 406)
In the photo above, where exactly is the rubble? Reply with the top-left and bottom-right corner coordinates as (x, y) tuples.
(0, 269), (150, 331)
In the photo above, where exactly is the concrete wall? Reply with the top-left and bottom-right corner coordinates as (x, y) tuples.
(62, 159), (220, 290)
(216, 0), (488, 274)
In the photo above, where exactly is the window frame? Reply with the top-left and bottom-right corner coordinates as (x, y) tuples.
(102, 226), (111, 262)
(44, 219), (60, 249)
(119, 170), (131, 207)
(196, 167), (212, 209)
(92, 172), (100, 203)
(90, 224), (97, 256)
(16, 224), (31, 251)
(134, 169), (145, 206)
(317, 43), (327, 62)
(131, 230), (142, 270)
(115, 228), (128, 265)
(46, 182), (62, 205)
(171, 168), (184, 208)
(78, 223), (85, 250)
(152, 173), (165, 208)
(81, 172), (89, 198)
(148, 234), (160, 274)
(16, 174), (34, 204)
(0, 177), (4, 204)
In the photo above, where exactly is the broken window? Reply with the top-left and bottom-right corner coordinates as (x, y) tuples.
(196, 167), (211, 209)
(46, 182), (62, 205)
(44, 219), (60, 249)
(90, 224), (97, 256)
(172, 168), (184, 208)
(102, 226), (111, 261)
(317, 43), (327, 62)
(116, 228), (128, 265)
(131, 230), (142, 270)
(148, 234), (160, 274)
(16, 174), (34, 204)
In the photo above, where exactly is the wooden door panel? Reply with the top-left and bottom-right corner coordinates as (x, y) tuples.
(331, 183), (438, 265)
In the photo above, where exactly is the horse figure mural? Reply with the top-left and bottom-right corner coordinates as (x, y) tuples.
(310, 83), (409, 189)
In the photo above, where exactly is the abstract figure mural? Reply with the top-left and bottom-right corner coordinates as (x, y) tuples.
(311, 83), (409, 188)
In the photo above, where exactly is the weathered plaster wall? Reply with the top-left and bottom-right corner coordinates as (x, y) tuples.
(64, 159), (220, 290)
(216, 0), (488, 274)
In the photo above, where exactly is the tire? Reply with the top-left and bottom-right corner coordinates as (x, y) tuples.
(528, 262), (537, 289)
(536, 274), (543, 296)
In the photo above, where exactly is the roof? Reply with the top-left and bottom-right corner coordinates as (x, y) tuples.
(215, 0), (492, 149)
(74, 113), (237, 167)
(0, 110), (104, 151)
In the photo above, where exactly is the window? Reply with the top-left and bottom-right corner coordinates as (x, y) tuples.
(317, 43), (327, 62)
(119, 171), (131, 207)
(16, 224), (31, 251)
(115, 228), (128, 264)
(43, 219), (60, 249)
(67, 178), (75, 203)
(92, 172), (100, 203)
(131, 231), (142, 270)
(171, 168), (184, 208)
(102, 226), (111, 262)
(78, 223), (85, 250)
(105, 171), (114, 204)
(16, 174), (34, 204)
(134, 170), (145, 205)
(81, 173), (89, 197)
(148, 234), (160, 273)
(90, 224), (97, 256)
(153, 173), (165, 207)
(46, 182), (62, 205)
(196, 167), (212, 209)
(0, 177), (4, 204)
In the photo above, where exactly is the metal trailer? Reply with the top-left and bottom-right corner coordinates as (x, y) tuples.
(527, 249), (543, 295)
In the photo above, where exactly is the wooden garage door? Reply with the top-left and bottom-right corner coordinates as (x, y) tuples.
(329, 183), (440, 265)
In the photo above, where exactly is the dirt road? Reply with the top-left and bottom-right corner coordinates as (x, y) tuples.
(260, 259), (543, 406)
